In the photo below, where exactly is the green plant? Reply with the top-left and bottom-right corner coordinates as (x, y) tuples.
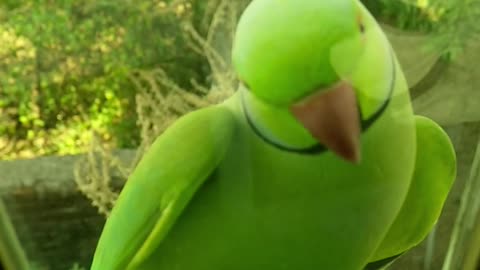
(0, 0), (209, 159)
(75, 0), (240, 216)
(370, 0), (480, 59)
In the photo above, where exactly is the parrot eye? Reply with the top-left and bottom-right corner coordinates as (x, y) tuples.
(356, 12), (365, 34)
(359, 22), (365, 34)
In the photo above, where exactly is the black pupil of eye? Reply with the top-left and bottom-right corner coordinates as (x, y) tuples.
(359, 23), (365, 33)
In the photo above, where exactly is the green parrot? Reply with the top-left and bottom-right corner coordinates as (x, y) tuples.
(90, 0), (456, 269)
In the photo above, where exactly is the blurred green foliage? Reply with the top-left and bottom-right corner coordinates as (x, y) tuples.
(364, 0), (480, 59)
(382, 1), (436, 31)
(0, 0), (210, 159)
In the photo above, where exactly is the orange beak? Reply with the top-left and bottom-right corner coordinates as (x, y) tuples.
(290, 82), (361, 163)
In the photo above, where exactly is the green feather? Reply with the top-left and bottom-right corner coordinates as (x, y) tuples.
(91, 1), (456, 269)
(369, 116), (456, 261)
(90, 106), (236, 270)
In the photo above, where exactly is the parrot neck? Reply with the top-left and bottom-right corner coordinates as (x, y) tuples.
(241, 87), (324, 153)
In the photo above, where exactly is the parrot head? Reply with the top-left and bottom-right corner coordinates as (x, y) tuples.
(232, 0), (395, 163)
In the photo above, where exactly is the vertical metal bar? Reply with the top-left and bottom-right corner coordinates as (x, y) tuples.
(443, 137), (480, 270)
(0, 198), (30, 270)
(424, 225), (437, 270)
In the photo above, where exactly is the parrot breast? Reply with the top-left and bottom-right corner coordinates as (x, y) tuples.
(135, 69), (416, 269)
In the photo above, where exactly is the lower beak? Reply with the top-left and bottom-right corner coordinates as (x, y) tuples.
(290, 81), (361, 163)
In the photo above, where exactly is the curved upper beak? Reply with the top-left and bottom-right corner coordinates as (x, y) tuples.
(290, 81), (361, 163)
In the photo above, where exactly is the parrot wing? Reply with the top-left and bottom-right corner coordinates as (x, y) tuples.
(90, 105), (236, 270)
(364, 253), (403, 270)
(366, 115), (457, 265)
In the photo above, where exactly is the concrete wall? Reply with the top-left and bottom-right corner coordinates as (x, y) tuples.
(0, 150), (135, 270)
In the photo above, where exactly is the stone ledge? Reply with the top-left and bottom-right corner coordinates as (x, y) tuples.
(0, 150), (135, 270)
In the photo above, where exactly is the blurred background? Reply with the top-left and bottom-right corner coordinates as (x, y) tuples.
(0, 0), (479, 269)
